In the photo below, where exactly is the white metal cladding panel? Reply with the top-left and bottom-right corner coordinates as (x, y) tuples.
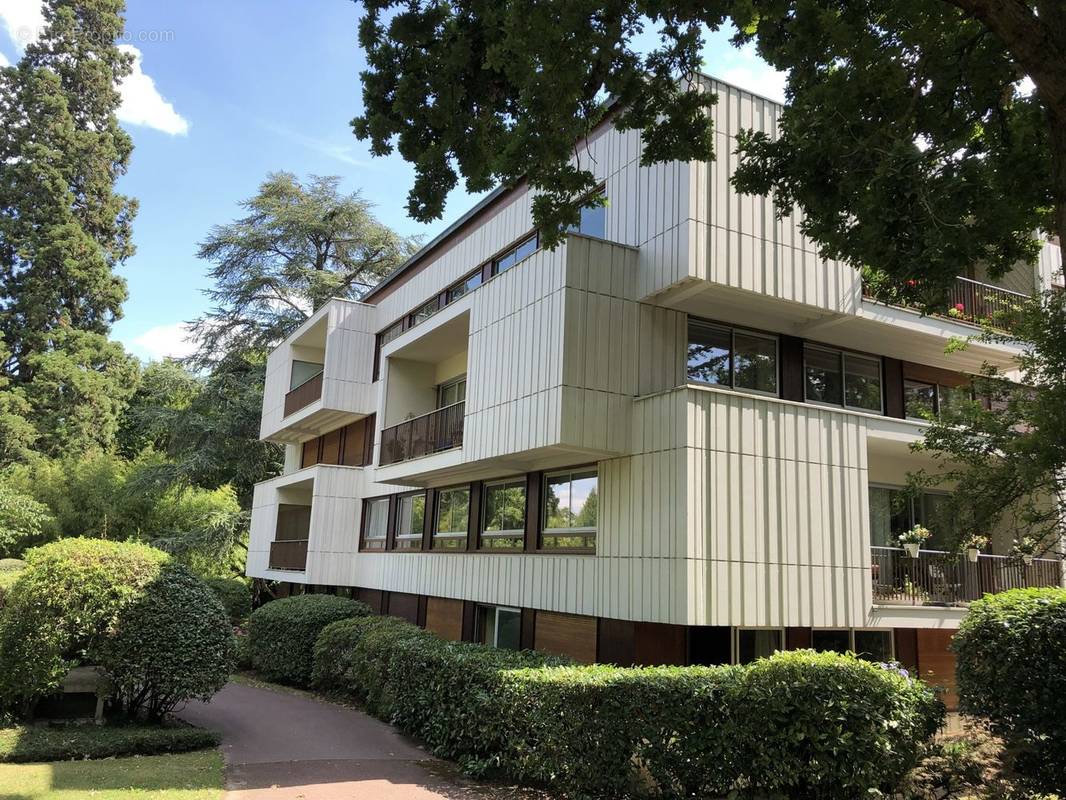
(260, 347), (290, 440)
(1038, 239), (1063, 288)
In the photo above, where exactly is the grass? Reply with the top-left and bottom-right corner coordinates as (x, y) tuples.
(0, 749), (224, 799)
(0, 723), (219, 763)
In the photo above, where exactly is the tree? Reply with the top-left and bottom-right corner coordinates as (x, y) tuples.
(908, 290), (1066, 558)
(0, 0), (138, 455)
(189, 172), (418, 368)
(117, 359), (202, 458)
(354, 0), (1063, 300)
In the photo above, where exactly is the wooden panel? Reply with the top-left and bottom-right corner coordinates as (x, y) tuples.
(597, 618), (635, 666)
(461, 600), (477, 642)
(301, 439), (319, 468)
(425, 597), (463, 641)
(894, 628), (919, 674)
(355, 587), (384, 614)
(916, 629), (957, 711)
(534, 611), (597, 663)
(779, 335), (805, 403)
(320, 428), (342, 464)
(521, 608), (536, 650)
(387, 592), (420, 624)
(340, 418), (370, 466)
(786, 627), (812, 650)
(883, 357), (905, 419)
(903, 362), (971, 388)
(276, 504), (311, 541)
(634, 622), (687, 666)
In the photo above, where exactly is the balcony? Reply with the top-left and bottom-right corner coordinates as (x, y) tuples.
(863, 275), (1028, 334)
(267, 502), (311, 571)
(871, 546), (1062, 607)
(379, 402), (465, 466)
(269, 539), (308, 571)
(284, 370), (323, 417)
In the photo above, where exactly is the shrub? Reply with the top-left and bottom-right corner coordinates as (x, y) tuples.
(0, 722), (219, 762)
(203, 577), (252, 625)
(0, 484), (56, 558)
(0, 559), (25, 607)
(954, 587), (1066, 793)
(0, 538), (169, 711)
(234, 631), (251, 670)
(94, 563), (236, 720)
(313, 619), (942, 799)
(247, 594), (371, 686)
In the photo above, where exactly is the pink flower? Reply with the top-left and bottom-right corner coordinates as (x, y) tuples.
(954, 303), (965, 312)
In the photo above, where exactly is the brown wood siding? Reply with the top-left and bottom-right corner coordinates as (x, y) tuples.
(386, 592), (420, 624)
(596, 618), (635, 666)
(916, 629), (958, 711)
(284, 371), (323, 417)
(303, 417), (376, 469)
(355, 588), (385, 614)
(883, 357), (905, 418)
(634, 622), (687, 666)
(524, 472), (541, 552)
(903, 362), (972, 388)
(786, 627), (813, 650)
(425, 597), (463, 641)
(534, 611), (597, 663)
(460, 600), (477, 642)
(894, 628), (919, 674)
(275, 504), (311, 541)
(779, 335), (805, 403)
(301, 439), (320, 468)
(320, 428), (342, 464)
(520, 608), (536, 650)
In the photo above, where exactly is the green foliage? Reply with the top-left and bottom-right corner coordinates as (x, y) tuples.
(0, 538), (169, 711)
(954, 588), (1066, 793)
(247, 595), (371, 686)
(233, 631), (251, 670)
(95, 563), (235, 720)
(202, 578), (252, 625)
(0, 484), (56, 559)
(117, 360), (202, 459)
(311, 618), (941, 797)
(0, 560), (25, 607)
(0, 722), (219, 763)
(355, 0), (1062, 286)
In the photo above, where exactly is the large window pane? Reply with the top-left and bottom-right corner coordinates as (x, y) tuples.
(394, 493), (425, 550)
(514, 235), (538, 262)
(447, 271), (482, 303)
(916, 492), (954, 550)
(438, 377), (466, 408)
(868, 487), (913, 547)
(363, 498), (389, 550)
(577, 202), (606, 238)
(737, 629), (781, 664)
(687, 322), (731, 386)
(479, 606), (521, 650)
(938, 384), (973, 416)
(434, 487), (469, 550)
(844, 354), (882, 411)
(804, 346), (843, 405)
(854, 630), (893, 663)
(410, 298), (439, 326)
(542, 469), (597, 550)
(904, 380), (937, 419)
(812, 629), (851, 654)
(290, 360), (323, 391)
(481, 480), (526, 549)
(733, 332), (777, 394)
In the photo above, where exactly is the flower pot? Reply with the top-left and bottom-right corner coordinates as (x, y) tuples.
(903, 542), (921, 558)
(967, 547), (980, 563)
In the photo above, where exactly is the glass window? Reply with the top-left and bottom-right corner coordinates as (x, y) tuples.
(410, 298), (439, 326)
(290, 360), (323, 391)
(916, 492), (954, 550)
(393, 493), (425, 551)
(904, 380), (937, 420)
(575, 201), (606, 238)
(542, 469), (597, 550)
(438, 376), (467, 408)
(844, 353), (882, 411)
(733, 332), (778, 394)
(687, 322), (731, 386)
(480, 479), (526, 550)
(434, 487), (469, 550)
(379, 320), (404, 347)
(493, 234), (538, 275)
(938, 384), (973, 416)
(812, 629), (851, 654)
(478, 605), (521, 650)
(804, 346), (843, 405)
(868, 486), (912, 547)
(737, 629), (782, 664)
(446, 271), (482, 303)
(853, 630), (893, 663)
(362, 498), (389, 551)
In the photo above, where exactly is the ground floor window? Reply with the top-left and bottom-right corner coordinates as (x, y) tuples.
(811, 628), (894, 662)
(477, 605), (521, 650)
(735, 628), (783, 664)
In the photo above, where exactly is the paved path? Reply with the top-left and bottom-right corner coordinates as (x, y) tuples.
(180, 681), (544, 800)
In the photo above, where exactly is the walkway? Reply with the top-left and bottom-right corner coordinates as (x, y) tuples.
(179, 681), (545, 800)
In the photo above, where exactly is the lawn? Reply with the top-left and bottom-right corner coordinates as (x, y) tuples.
(0, 749), (224, 799)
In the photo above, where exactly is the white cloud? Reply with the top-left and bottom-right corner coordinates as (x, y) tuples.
(705, 35), (787, 104)
(0, 49), (8, 67)
(131, 322), (197, 361)
(116, 44), (188, 135)
(0, 2), (189, 135)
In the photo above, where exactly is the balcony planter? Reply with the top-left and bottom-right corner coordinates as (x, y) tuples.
(903, 542), (921, 558)
(966, 547), (980, 563)
(963, 535), (988, 564)
(898, 525), (932, 559)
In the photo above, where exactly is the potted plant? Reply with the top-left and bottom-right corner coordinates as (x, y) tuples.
(899, 525), (931, 558)
(1011, 536), (1038, 566)
(963, 534), (989, 563)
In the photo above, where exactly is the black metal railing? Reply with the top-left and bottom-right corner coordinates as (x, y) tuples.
(871, 546), (1062, 606)
(862, 275), (1028, 333)
(379, 401), (465, 466)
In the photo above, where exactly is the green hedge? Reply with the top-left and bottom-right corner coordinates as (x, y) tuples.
(203, 577), (252, 625)
(954, 587), (1066, 793)
(247, 594), (371, 686)
(312, 616), (943, 798)
(0, 722), (219, 763)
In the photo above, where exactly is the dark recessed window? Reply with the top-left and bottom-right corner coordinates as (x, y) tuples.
(811, 629), (851, 654)
(480, 479), (526, 550)
(446, 271), (483, 303)
(409, 297), (440, 327)
(477, 605), (521, 650)
(379, 320), (404, 347)
(437, 375), (466, 408)
(433, 486), (469, 551)
(687, 320), (778, 395)
(541, 468), (597, 550)
(393, 492), (425, 551)
(736, 629), (782, 664)
(853, 630), (894, 662)
(904, 380), (975, 420)
(804, 345), (882, 412)
(361, 497), (389, 551)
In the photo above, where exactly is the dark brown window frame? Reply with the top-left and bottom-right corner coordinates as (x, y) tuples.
(391, 489), (429, 553)
(537, 464), (599, 554)
(359, 495), (392, 552)
(686, 318), (781, 398)
(477, 476), (529, 552)
(431, 482), (473, 552)
(802, 344), (884, 414)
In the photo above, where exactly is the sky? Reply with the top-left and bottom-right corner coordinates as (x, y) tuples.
(0, 0), (786, 362)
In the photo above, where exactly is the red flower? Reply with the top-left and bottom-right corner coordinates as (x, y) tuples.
(906, 279), (917, 287)
(954, 303), (965, 312)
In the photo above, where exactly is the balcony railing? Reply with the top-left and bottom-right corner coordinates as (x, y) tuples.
(268, 539), (308, 571)
(284, 371), (323, 417)
(863, 275), (1028, 333)
(379, 401), (464, 466)
(871, 546), (1062, 607)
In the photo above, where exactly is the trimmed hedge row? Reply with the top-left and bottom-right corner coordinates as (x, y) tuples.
(311, 615), (942, 798)
(0, 722), (219, 763)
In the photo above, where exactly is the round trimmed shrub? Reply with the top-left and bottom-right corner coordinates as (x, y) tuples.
(95, 563), (236, 720)
(0, 538), (169, 711)
(954, 587), (1066, 791)
(203, 577), (252, 625)
(247, 594), (370, 686)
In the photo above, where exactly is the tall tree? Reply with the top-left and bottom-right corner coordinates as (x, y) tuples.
(189, 172), (418, 368)
(353, 0), (1062, 302)
(0, 0), (138, 456)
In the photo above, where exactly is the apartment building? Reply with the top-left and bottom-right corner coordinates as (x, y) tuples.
(248, 76), (1064, 708)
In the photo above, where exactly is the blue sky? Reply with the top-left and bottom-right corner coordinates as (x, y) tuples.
(0, 1), (784, 362)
